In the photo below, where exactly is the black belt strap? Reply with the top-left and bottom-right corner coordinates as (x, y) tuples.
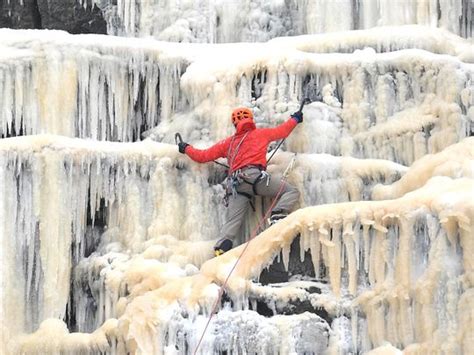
(241, 173), (267, 195)
(242, 177), (259, 195)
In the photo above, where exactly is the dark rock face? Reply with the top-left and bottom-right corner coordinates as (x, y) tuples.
(0, 0), (40, 29)
(0, 0), (107, 34)
(255, 235), (332, 324)
(259, 235), (319, 285)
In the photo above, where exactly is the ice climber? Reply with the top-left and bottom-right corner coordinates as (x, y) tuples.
(178, 107), (302, 256)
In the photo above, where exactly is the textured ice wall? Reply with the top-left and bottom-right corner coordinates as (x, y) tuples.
(17, 172), (473, 354)
(81, 0), (473, 40)
(3, 137), (472, 354)
(111, 139), (474, 354)
(0, 30), (189, 141)
(0, 24), (473, 354)
(30, 138), (468, 355)
(0, 134), (406, 352)
(0, 135), (218, 349)
(1, 27), (472, 165)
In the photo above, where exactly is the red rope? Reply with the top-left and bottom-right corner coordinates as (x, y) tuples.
(193, 178), (289, 354)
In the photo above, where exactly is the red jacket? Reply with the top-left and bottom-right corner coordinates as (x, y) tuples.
(185, 117), (298, 173)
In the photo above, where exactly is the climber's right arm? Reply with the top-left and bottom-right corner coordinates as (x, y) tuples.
(182, 138), (229, 163)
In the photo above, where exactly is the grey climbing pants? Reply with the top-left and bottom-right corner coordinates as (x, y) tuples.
(221, 166), (299, 240)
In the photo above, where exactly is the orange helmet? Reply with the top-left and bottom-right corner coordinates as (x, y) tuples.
(231, 107), (253, 126)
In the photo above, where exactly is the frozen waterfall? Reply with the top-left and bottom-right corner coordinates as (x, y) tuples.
(0, 2), (473, 355)
(82, 0), (473, 40)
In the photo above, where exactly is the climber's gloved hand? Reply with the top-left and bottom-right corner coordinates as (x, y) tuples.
(291, 111), (303, 123)
(178, 142), (189, 154)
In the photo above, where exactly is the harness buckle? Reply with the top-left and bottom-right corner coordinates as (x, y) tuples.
(260, 170), (271, 186)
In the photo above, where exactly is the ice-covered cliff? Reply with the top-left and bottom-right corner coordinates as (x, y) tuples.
(82, 0), (473, 40)
(2, 0), (473, 40)
(1, 26), (472, 162)
(0, 3), (473, 355)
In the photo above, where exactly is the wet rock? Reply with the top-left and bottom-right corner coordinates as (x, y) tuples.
(0, 0), (106, 34)
(259, 235), (318, 285)
(254, 235), (332, 324)
(0, 0), (41, 29)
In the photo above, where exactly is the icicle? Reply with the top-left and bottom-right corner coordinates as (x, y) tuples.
(373, 229), (388, 286)
(395, 219), (412, 290)
(351, 307), (358, 352)
(362, 222), (372, 274)
(38, 153), (73, 320)
(343, 221), (358, 295)
(282, 244), (290, 272)
(330, 224), (342, 297)
(250, 298), (257, 312)
(310, 229), (321, 279)
(299, 227), (308, 262)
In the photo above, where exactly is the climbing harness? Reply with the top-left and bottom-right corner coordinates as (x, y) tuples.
(223, 165), (270, 211)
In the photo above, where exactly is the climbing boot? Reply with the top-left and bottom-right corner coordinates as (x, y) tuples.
(268, 210), (288, 225)
(214, 238), (233, 256)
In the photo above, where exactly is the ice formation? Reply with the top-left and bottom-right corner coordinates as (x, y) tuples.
(0, 5), (473, 355)
(1, 26), (472, 165)
(81, 0), (473, 40)
(0, 134), (406, 345)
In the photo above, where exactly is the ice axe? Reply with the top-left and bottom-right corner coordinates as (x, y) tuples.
(297, 97), (311, 115)
(175, 132), (184, 145)
(266, 97), (310, 165)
